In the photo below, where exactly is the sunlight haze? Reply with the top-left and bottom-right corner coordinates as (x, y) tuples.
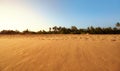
(0, 1), (52, 31)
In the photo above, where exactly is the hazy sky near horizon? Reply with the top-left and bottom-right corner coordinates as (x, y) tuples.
(0, 0), (120, 31)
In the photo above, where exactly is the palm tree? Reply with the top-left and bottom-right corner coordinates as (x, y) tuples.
(71, 26), (78, 31)
(23, 29), (29, 34)
(116, 22), (120, 29)
(71, 26), (78, 34)
(49, 27), (51, 32)
(52, 26), (58, 32)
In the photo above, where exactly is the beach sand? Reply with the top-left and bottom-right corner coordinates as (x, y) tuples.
(0, 35), (120, 71)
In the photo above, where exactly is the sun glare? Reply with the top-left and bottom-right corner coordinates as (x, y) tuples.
(0, 2), (50, 31)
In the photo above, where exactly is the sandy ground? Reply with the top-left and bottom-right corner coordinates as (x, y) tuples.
(0, 34), (120, 71)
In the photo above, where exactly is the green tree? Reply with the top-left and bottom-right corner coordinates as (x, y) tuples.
(23, 29), (29, 34)
(52, 26), (58, 33)
(49, 27), (51, 32)
(71, 26), (78, 34)
(116, 22), (120, 29)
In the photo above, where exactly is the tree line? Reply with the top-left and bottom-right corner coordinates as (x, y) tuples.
(0, 22), (120, 34)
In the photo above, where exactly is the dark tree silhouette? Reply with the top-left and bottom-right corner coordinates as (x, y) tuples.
(52, 26), (58, 32)
(23, 29), (29, 34)
(0, 22), (120, 34)
(49, 27), (51, 32)
(116, 22), (120, 29)
(22, 29), (36, 34)
(0, 30), (20, 34)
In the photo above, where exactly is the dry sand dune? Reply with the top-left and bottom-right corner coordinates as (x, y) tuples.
(0, 35), (120, 71)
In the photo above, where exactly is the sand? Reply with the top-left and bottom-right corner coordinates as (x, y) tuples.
(0, 34), (120, 71)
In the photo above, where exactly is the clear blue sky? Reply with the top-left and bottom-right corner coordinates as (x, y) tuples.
(30, 0), (120, 28)
(0, 0), (120, 31)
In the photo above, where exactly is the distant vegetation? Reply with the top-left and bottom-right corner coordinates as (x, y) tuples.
(0, 22), (120, 34)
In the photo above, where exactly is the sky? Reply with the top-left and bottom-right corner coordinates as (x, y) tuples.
(0, 0), (120, 31)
